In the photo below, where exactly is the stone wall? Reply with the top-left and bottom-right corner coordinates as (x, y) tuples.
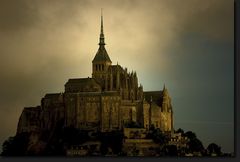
(143, 101), (150, 129)
(100, 93), (121, 131)
(41, 93), (65, 131)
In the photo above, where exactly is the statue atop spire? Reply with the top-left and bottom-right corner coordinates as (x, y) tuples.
(99, 8), (105, 46)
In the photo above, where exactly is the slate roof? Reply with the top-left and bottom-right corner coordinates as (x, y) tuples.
(92, 46), (112, 63)
(66, 78), (100, 86)
(65, 77), (101, 93)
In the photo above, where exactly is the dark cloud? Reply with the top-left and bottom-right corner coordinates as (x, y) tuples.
(0, 0), (39, 31)
(161, 0), (233, 42)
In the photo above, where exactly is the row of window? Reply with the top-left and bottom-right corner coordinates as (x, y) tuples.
(95, 64), (104, 71)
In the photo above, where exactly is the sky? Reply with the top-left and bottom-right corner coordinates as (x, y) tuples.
(0, 0), (234, 153)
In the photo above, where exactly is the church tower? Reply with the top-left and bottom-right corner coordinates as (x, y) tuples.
(161, 84), (174, 132)
(92, 10), (112, 85)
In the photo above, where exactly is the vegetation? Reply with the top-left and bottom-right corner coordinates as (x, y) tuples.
(162, 145), (178, 156)
(98, 130), (124, 155)
(174, 128), (227, 156)
(175, 128), (184, 134)
(207, 143), (222, 156)
(147, 125), (168, 144)
(183, 131), (204, 154)
(1, 132), (30, 156)
(1, 126), (229, 157)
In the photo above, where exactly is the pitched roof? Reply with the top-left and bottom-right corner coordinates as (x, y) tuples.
(66, 78), (100, 86)
(92, 46), (112, 63)
(65, 77), (101, 93)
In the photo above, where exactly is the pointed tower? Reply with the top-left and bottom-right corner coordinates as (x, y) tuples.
(161, 84), (174, 132)
(92, 10), (112, 82)
(162, 84), (169, 112)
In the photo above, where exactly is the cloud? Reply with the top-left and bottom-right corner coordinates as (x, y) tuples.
(161, 0), (233, 42)
(0, 0), (39, 32)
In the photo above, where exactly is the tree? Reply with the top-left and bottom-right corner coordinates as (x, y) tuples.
(175, 128), (184, 134)
(151, 128), (167, 144)
(187, 138), (204, 153)
(1, 137), (15, 156)
(1, 133), (30, 156)
(163, 145), (178, 156)
(184, 131), (196, 140)
(207, 143), (222, 156)
(99, 130), (124, 155)
(183, 131), (204, 154)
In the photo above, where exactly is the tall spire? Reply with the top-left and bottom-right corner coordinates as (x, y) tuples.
(99, 8), (105, 46)
(92, 9), (111, 64)
(101, 8), (103, 35)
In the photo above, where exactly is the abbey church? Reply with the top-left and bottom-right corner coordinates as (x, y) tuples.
(17, 14), (173, 135)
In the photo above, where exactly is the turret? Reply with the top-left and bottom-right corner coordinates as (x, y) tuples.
(162, 84), (169, 112)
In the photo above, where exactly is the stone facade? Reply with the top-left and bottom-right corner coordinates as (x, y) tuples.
(16, 14), (174, 135)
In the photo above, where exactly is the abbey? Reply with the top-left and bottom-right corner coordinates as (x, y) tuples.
(17, 14), (173, 135)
